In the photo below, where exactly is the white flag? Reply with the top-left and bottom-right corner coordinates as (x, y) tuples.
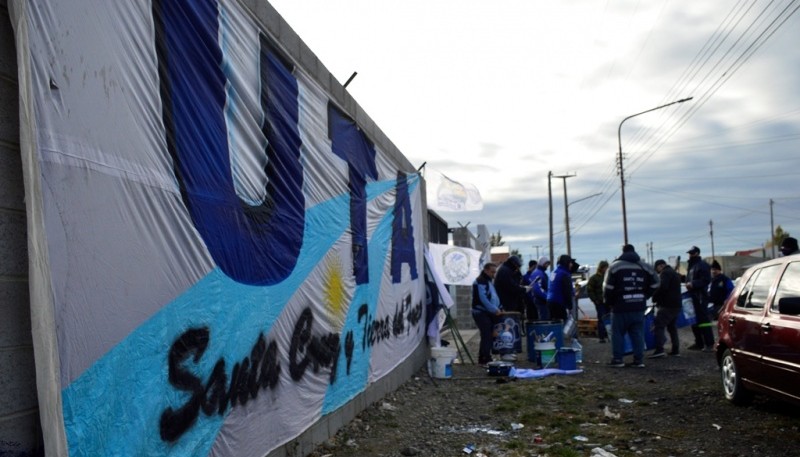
(428, 243), (482, 286)
(425, 170), (483, 212)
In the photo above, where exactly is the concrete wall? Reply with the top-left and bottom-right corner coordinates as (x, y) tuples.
(0, 1), (427, 456)
(0, 0), (45, 456)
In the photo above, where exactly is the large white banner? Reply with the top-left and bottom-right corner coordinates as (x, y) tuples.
(11, 1), (425, 456)
(427, 243), (482, 286)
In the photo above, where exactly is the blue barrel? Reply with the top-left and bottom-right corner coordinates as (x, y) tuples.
(526, 320), (564, 363)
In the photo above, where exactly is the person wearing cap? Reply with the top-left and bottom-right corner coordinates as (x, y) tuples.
(494, 255), (527, 314)
(649, 259), (682, 358)
(780, 237), (799, 256)
(530, 256), (551, 320)
(603, 244), (660, 367)
(685, 246), (714, 351)
(522, 259), (539, 321)
(547, 254), (576, 322)
(709, 260), (734, 320)
(587, 260), (610, 342)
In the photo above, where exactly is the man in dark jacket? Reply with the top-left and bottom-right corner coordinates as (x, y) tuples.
(494, 256), (526, 314)
(604, 244), (659, 367)
(685, 246), (714, 351)
(587, 260), (610, 342)
(709, 260), (733, 320)
(649, 259), (682, 358)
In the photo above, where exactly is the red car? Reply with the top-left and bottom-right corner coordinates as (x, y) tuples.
(716, 255), (800, 405)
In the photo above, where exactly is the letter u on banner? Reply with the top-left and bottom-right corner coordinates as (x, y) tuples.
(154, 0), (304, 285)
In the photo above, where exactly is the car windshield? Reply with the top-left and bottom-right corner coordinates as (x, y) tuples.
(772, 261), (800, 312)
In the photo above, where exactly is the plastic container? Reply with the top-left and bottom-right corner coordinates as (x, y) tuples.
(526, 320), (564, 363)
(557, 348), (577, 370)
(429, 346), (458, 379)
(534, 340), (557, 366)
(571, 339), (583, 364)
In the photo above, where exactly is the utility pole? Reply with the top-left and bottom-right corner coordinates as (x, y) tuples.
(552, 173), (576, 257)
(548, 172), (554, 271)
(617, 97), (693, 244)
(709, 220), (715, 262)
(532, 245), (542, 259)
(770, 199), (775, 259)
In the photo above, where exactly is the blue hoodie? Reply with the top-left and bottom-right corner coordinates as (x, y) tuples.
(547, 256), (574, 309)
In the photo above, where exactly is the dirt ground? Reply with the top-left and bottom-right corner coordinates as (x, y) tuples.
(309, 324), (800, 457)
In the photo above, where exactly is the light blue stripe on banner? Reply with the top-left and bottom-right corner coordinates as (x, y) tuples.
(321, 175), (419, 413)
(61, 177), (417, 457)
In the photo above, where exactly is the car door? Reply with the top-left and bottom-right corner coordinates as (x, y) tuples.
(758, 260), (800, 400)
(727, 263), (782, 384)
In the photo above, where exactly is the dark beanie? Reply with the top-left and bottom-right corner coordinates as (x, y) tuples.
(654, 259), (667, 268)
(711, 260), (722, 270)
(622, 244), (635, 253)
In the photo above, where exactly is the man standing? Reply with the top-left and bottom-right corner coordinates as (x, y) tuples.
(709, 260), (734, 320)
(547, 255), (575, 322)
(587, 260), (610, 343)
(604, 244), (659, 367)
(472, 263), (502, 366)
(649, 259), (682, 358)
(685, 246), (714, 351)
(522, 259), (539, 321)
(494, 256), (526, 314)
(530, 256), (551, 320)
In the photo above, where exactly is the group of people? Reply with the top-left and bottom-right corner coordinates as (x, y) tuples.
(592, 243), (731, 367)
(470, 253), (580, 366)
(591, 237), (799, 366)
(471, 236), (800, 368)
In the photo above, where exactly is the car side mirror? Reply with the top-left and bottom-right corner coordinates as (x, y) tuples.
(777, 296), (800, 315)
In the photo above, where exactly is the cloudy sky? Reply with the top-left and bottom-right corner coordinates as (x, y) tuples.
(269, 0), (800, 268)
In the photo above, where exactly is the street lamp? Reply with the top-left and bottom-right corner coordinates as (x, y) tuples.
(565, 192), (602, 257)
(618, 97), (693, 244)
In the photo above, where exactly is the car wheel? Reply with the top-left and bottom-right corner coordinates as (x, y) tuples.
(721, 349), (753, 405)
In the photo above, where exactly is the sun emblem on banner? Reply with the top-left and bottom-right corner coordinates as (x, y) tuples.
(323, 255), (348, 329)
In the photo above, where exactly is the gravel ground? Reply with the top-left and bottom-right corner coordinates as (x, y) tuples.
(309, 325), (800, 457)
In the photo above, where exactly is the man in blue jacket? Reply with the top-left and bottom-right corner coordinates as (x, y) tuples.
(547, 255), (575, 322)
(530, 256), (551, 320)
(472, 263), (502, 366)
(604, 244), (659, 367)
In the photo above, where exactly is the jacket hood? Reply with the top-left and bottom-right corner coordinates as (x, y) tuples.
(618, 250), (641, 263)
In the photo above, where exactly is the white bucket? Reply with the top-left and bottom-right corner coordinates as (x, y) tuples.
(429, 347), (458, 379)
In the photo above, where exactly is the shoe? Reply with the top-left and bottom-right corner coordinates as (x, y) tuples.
(608, 360), (625, 368)
(669, 352), (681, 357)
(647, 351), (666, 359)
(702, 345), (714, 352)
(631, 362), (645, 368)
(687, 344), (703, 351)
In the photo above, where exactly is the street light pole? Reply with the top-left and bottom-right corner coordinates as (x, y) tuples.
(618, 96), (693, 244)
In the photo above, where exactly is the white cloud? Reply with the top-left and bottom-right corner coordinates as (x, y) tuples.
(270, 0), (800, 267)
